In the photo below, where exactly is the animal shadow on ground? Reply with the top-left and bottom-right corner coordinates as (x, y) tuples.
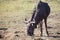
(47, 26), (60, 38)
(0, 28), (8, 31)
(51, 33), (60, 38)
(48, 36), (60, 38)
(34, 36), (60, 40)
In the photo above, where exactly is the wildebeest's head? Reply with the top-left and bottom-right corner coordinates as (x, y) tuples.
(25, 18), (35, 36)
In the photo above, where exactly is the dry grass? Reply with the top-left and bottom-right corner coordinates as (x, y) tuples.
(0, 0), (60, 40)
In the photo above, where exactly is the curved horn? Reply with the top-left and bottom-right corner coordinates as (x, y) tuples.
(24, 18), (31, 24)
(30, 20), (35, 23)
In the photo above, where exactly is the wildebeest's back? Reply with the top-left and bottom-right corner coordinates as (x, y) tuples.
(35, 2), (50, 23)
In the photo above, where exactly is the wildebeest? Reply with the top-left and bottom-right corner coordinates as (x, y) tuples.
(25, 1), (50, 36)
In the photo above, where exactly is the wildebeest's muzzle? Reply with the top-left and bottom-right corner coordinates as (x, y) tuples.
(27, 24), (35, 36)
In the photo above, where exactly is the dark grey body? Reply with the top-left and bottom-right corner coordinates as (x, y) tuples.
(27, 1), (50, 36)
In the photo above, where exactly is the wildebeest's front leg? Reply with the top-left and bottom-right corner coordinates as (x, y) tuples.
(40, 21), (43, 36)
(44, 18), (49, 36)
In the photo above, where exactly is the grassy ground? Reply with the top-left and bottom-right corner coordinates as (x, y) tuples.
(0, 0), (60, 40)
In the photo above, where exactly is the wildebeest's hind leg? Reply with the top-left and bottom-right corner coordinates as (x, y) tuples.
(44, 18), (49, 36)
(40, 21), (43, 36)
